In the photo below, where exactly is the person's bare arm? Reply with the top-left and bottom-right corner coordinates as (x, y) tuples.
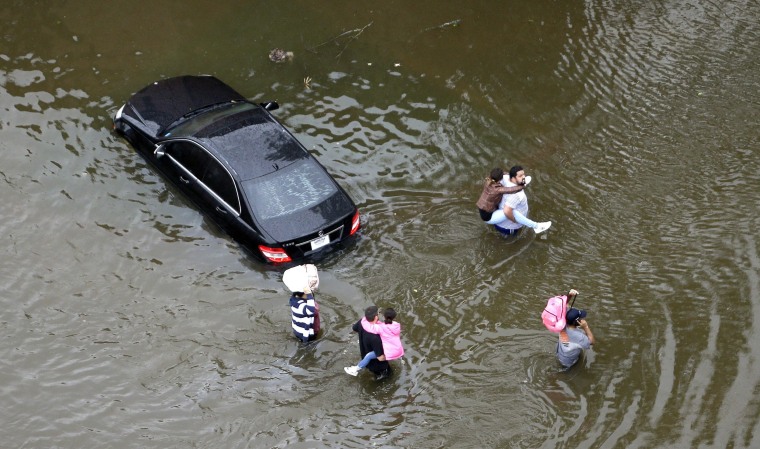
(579, 319), (595, 345)
(503, 204), (516, 222)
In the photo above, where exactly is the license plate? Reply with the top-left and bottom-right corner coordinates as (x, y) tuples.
(310, 234), (330, 250)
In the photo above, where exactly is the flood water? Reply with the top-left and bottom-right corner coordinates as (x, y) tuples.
(2, 1), (760, 448)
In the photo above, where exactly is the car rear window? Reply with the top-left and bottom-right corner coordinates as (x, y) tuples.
(243, 158), (339, 221)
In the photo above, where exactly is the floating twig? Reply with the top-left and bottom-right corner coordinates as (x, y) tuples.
(306, 22), (374, 59)
(308, 28), (362, 52)
(408, 19), (462, 43)
(420, 19), (462, 33)
(335, 21), (373, 59)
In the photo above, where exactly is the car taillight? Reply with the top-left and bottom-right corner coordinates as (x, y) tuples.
(349, 210), (361, 235)
(258, 245), (292, 263)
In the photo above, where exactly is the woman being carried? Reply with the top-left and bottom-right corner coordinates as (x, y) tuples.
(477, 166), (550, 233)
(344, 308), (403, 376)
(476, 167), (529, 224)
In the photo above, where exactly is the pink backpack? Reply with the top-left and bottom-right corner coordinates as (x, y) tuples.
(542, 295), (568, 333)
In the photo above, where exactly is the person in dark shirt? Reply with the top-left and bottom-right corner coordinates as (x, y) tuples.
(351, 305), (392, 380)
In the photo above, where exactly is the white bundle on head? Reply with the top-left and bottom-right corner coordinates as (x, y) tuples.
(283, 264), (320, 292)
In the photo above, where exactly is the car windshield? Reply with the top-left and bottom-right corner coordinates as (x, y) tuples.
(243, 158), (339, 222)
(164, 102), (256, 137)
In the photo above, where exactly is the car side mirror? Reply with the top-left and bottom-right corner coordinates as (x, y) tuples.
(154, 144), (166, 158)
(259, 101), (279, 111)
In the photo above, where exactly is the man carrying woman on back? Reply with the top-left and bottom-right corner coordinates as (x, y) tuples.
(476, 165), (551, 236)
(344, 306), (404, 377)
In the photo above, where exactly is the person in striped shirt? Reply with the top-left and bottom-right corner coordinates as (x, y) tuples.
(290, 285), (319, 343)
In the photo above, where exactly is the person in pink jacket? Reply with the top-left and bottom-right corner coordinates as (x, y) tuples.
(344, 308), (404, 376)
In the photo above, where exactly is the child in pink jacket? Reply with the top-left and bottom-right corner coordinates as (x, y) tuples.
(344, 308), (404, 376)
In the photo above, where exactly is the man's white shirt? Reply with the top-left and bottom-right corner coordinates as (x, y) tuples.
(495, 178), (529, 230)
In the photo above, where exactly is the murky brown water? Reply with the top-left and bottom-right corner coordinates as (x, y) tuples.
(2, 1), (760, 448)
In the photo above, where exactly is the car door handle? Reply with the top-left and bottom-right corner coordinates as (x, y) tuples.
(179, 176), (190, 184)
(216, 206), (228, 214)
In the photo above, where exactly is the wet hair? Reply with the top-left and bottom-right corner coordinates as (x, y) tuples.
(489, 167), (504, 182)
(508, 165), (524, 180)
(364, 305), (379, 321)
(383, 308), (397, 324)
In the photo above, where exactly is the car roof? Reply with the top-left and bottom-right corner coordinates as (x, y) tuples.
(126, 75), (246, 137)
(126, 75), (314, 181)
(191, 104), (310, 181)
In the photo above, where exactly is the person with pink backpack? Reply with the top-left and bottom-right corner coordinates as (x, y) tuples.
(542, 289), (595, 368)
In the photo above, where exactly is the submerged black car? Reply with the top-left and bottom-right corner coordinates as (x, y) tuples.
(113, 75), (360, 263)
